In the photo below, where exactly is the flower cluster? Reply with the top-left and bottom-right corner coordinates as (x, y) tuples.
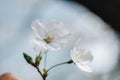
(23, 19), (93, 80)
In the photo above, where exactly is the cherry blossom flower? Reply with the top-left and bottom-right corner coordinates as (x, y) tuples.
(32, 19), (71, 52)
(71, 39), (93, 72)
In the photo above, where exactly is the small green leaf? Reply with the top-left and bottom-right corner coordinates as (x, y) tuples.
(23, 53), (33, 64)
(35, 54), (42, 66)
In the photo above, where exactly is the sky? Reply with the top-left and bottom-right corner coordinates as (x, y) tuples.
(0, 0), (120, 80)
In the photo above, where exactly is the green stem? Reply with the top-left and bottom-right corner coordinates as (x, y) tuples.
(44, 50), (48, 69)
(47, 59), (73, 72)
(44, 53), (47, 69)
(32, 64), (45, 80)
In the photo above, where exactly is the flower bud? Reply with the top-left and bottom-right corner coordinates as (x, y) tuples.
(43, 69), (48, 78)
(35, 54), (42, 66)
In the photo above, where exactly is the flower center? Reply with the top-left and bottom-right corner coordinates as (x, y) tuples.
(76, 54), (83, 63)
(44, 34), (54, 44)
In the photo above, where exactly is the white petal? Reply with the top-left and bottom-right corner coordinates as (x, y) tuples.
(79, 49), (93, 63)
(45, 21), (71, 49)
(46, 21), (63, 34)
(31, 19), (45, 39)
(46, 21), (70, 39)
(76, 63), (93, 72)
(32, 38), (48, 53)
(49, 41), (64, 50)
(49, 35), (70, 49)
(73, 38), (81, 50)
(80, 60), (91, 65)
(47, 45), (60, 51)
(71, 49), (78, 63)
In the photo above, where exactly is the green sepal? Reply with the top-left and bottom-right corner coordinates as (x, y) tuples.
(67, 60), (73, 64)
(43, 68), (48, 78)
(43, 68), (47, 73)
(35, 54), (42, 66)
(23, 53), (33, 64)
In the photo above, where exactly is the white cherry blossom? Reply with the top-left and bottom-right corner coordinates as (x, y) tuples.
(31, 19), (71, 52)
(71, 39), (93, 72)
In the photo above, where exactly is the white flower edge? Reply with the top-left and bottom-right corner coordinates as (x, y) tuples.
(71, 39), (93, 72)
(31, 19), (71, 52)
(32, 38), (48, 53)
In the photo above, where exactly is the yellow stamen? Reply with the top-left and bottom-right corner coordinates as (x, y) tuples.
(44, 34), (54, 44)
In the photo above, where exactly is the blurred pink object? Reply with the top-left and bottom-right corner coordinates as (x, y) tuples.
(0, 73), (22, 80)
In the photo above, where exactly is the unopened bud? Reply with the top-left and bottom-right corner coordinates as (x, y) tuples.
(35, 54), (42, 66)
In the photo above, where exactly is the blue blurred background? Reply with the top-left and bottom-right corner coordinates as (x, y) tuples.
(0, 0), (120, 80)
